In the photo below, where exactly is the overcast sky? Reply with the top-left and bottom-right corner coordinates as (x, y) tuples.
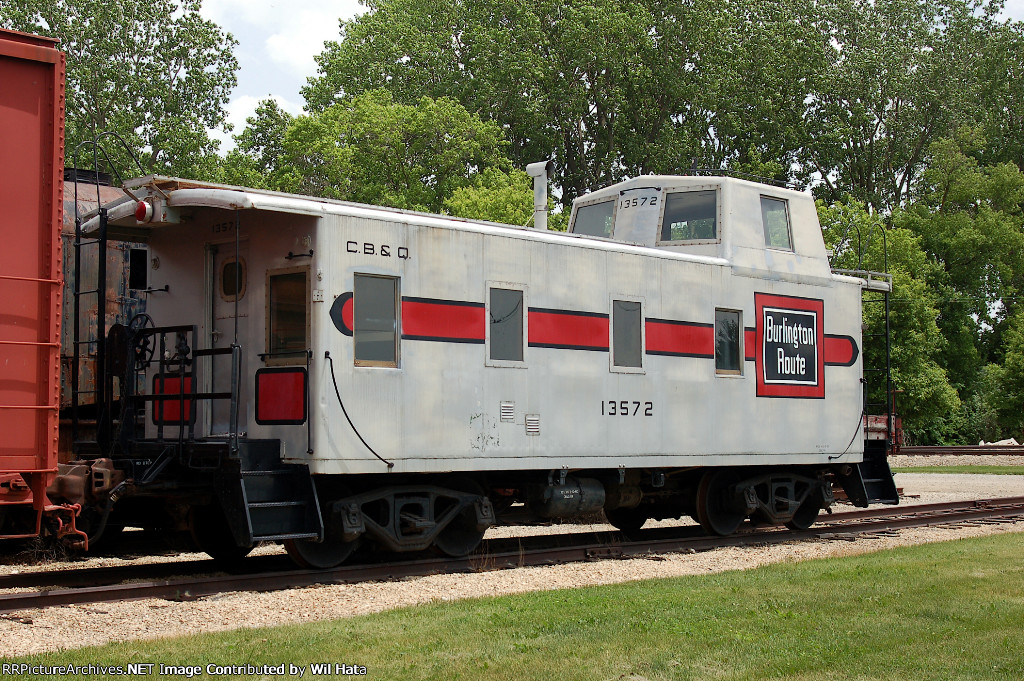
(202, 0), (1024, 151)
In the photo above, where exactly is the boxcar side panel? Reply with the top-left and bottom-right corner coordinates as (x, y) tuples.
(0, 29), (65, 528)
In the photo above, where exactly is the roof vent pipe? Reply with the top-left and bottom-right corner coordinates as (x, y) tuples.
(525, 160), (553, 230)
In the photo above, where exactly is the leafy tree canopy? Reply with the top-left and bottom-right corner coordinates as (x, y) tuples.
(304, 0), (1014, 214)
(223, 90), (518, 215)
(818, 198), (960, 442)
(443, 168), (535, 226)
(894, 132), (1024, 394)
(1, 0), (238, 180)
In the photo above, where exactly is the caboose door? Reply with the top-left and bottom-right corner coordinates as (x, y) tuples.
(207, 240), (250, 436)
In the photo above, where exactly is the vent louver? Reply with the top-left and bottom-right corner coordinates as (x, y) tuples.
(525, 414), (540, 436)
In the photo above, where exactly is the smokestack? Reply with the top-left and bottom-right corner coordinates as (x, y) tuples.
(525, 160), (553, 230)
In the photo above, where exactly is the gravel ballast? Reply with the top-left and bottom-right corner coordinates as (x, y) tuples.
(1, 471), (1023, 657)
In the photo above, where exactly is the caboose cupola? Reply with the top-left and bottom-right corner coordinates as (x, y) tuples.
(568, 175), (834, 285)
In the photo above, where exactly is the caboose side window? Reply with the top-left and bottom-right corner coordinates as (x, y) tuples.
(221, 257), (246, 301)
(715, 309), (742, 375)
(761, 196), (793, 250)
(660, 190), (717, 242)
(266, 266), (309, 365)
(128, 247), (148, 290)
(354, 274), (400, 367)
(612, 299), (643, 369)
(572, 200), (615, 238)
(488, 287), (524, 363)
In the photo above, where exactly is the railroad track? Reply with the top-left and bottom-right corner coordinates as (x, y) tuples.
(2, 496), (1023, 614)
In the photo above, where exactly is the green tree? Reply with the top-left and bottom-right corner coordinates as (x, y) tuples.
(992, 310), (1024, 437)
(818, 198), (960, 443)
(801, 0), (1001, 212)
(443, 168), (534, 225)
(268, 90), (511, 213)
(894, 133), (1024, 398)
(1, 0), (238, 179)
(305, 0), (1015, 212)
(977, 19), (1024, 171)
(304, 0), (725, 208)
(217, 99), (294, 189)
(693, 1), (828, 181)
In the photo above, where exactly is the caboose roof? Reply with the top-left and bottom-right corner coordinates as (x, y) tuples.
(86, 175), (732, 268)
(85, 174), (884, 290)
(575, 174), (807, 201)
(88, 175), (543, 241)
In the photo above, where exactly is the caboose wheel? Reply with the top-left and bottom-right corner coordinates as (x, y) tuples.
(695, 470), (746, 536)
(605, 506), (650, 533)
(433, 477), (488, 558)
(285, 480), (361, 569)
(284, 536), (360, 569)
(785, 496), (822, 531)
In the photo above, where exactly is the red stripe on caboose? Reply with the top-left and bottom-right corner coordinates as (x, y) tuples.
(402, 299), (485, 343)
(824, 335), (858, 366)
(342, 295), (353, 331)
(528, 309), (609, 351)
(645, 320), (714, 358)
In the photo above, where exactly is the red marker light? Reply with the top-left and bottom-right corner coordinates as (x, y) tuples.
(135, 200), (153, 222)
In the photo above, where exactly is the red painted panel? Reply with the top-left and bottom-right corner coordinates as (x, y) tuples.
(256, 369), (307, 424)
(528, 310), (609, 350)
(152, 376), (194, 424)
(0, 29), (65, 519)
(645, 320), (714, 358)
(402, 299), (485, 342)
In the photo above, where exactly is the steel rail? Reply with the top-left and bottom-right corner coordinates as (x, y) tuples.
(814, 496), (1024, 522)
(2, 497), (1023, 614)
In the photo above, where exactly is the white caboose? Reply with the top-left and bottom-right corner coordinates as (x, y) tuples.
(71, 173), (897, 566)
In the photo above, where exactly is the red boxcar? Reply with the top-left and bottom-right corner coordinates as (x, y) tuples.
(0, 28), (82, 542)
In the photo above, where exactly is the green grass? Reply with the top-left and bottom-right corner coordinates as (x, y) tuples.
(7, 533), (1024, 680)
(893, 465), (1024, 475)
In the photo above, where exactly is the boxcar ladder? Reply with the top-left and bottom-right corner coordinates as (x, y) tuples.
(70, 201), (109, 456)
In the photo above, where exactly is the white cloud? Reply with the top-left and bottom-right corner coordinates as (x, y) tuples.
(200, 0), (364, 154)
(264, 7), (350, 76)
(201, 0), (282, 30)
(1003, 0), (1024, 21)
(202, 0), (363, 79)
